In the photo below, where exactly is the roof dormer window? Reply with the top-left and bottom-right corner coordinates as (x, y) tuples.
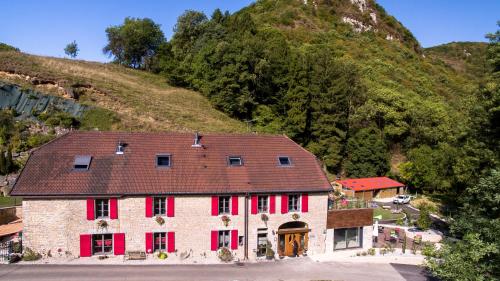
(156, 154), (171, 168)
(228, 156), (243, 166)
(74, 155), (92, 171)
(278, 156), (291, 166)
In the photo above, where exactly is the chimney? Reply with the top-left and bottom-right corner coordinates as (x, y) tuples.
(116, 141), (125, 155)
(192, 132), (202, 147)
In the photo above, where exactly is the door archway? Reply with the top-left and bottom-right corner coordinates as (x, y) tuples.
(277, 221), (309, 257)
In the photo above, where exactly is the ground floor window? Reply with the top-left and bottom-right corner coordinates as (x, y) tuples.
(334, 227), (362, 250)
(256, 230), (268, 257)
(154, 232), (167, 252)
(92, 234), (112, 255)
(218, 230), (230, 248)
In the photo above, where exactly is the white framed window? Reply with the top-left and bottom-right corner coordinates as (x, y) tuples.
(219, 196), (230, 214)
(218, 230), (230, 248)
(156, 154), (171, 168)
(95, 199), (109, 218)
(257, 229), (268, 257)
(288, 194), (300, 212)
(154, 197), (166, 216)
(257, 195), (268, 213)
(74, 155), (92, 170)
(228, 156), (243, 166)
(278, 156), (291, 166)
(154, 232), (167, 252)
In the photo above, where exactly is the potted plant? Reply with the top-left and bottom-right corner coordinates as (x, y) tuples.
(261, 213), (269, 225)
(265, 241), (274, 260)
(97, 219), (108, 229)
(221, 215), (230, 227)
(155, 215), (165, 226)
(217, 247), (233, 262)
(157, 251), (168, 260)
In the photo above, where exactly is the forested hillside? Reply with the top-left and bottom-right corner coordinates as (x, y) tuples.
(134, 0), (496, 194)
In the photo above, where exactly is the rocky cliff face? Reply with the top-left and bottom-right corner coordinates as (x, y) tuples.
(0, 81), (87, 119)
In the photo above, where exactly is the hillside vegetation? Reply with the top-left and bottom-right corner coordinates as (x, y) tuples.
(0, 51), (245, 133)
(425, 41), (489, 79)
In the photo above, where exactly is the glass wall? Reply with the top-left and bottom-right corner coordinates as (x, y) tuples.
(334, 227), (362, 250)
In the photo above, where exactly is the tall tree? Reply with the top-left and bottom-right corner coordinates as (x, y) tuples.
(344, 127), (389, 178)
(0, 149), (6, 175)
(64, 40), (79, 58)
(103, 17), (165, 69)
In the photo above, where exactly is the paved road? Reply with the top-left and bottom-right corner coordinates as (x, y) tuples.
(0, 259), (429, 281)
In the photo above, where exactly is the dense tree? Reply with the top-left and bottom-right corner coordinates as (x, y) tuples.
(0, 149), (6, 175)
(64, 41), (79, 58)
(103, 17), (165, 69)
(344, 127), (389, 178)
(426, 171), (500, 280)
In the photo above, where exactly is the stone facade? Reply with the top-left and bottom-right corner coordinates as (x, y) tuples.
(22, 193), (329, 261)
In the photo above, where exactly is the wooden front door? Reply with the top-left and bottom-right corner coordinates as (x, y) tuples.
(280, 232), (308, 256)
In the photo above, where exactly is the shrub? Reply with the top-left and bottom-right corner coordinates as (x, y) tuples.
(217, 247), (233, 262)
(421, 242), (436, 258)
(157, 252), (168, 259)
(417, 204), (432, 230)
(367, 248), (376, 256)
(22, 248), (42, 261)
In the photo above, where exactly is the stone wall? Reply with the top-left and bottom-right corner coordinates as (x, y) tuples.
(22, 193), (329, 261)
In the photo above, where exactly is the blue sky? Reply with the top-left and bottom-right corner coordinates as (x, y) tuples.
(1, 0), (498, 62)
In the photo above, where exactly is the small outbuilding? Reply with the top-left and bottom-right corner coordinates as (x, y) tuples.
(336, 177), (405, 200)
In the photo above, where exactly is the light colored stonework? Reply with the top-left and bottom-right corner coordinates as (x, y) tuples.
(22, 193), (329, 261)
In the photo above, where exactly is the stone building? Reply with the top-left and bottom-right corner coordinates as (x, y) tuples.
(11, 131), (372, 261)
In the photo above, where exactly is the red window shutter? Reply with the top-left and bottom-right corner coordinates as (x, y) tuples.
(86, 199), (94, 220)
(231, 195), (238, 215)
(302, 193), (309, 213)
(110, 198), (118, 219)
(211, 196), (219, 216)
(145, 232), (153, 253)
(145, 197), (153, 218)
(79, 234), (92, 257)
(269, 195), (276, 214)
(167, 196), (175, 217)
(251, 195), (258, 214)
(113, 233), (125, 255)
(231, 230), (238, 250)
(281, 194), (288, 214)
(211, 230), (218, 251)
(167, 232), (175, 253)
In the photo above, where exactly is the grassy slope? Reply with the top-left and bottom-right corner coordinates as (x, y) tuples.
(0, 51), (246, 133)
(425, 42), (489, 79)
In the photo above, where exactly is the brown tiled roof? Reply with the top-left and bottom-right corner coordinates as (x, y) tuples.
(11, 131), (331, 196)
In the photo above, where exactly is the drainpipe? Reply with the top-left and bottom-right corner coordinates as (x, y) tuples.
(244, 193), (249, 260)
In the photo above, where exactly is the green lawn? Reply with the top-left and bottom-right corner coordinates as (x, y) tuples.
(373, 207), (405, 220)
(0, 196), (22, 208)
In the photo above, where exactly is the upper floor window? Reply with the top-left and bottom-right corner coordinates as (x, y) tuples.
(278, 156), (291, 166)
(218, 230), (230, 249)
(219, 196), (230, 214)
(74, 155), (92, 170)
(95, 199), (109, 218)
(257, 195), (268, 213)
(154, 197), (166, 216)
(156, 154), (171, 168)
(154, 232), (167, 252)
(228, 156), (243, 166)
(288, 194), (300, 212)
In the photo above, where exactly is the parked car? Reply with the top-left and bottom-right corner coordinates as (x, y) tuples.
(393, 195), (411, 204)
